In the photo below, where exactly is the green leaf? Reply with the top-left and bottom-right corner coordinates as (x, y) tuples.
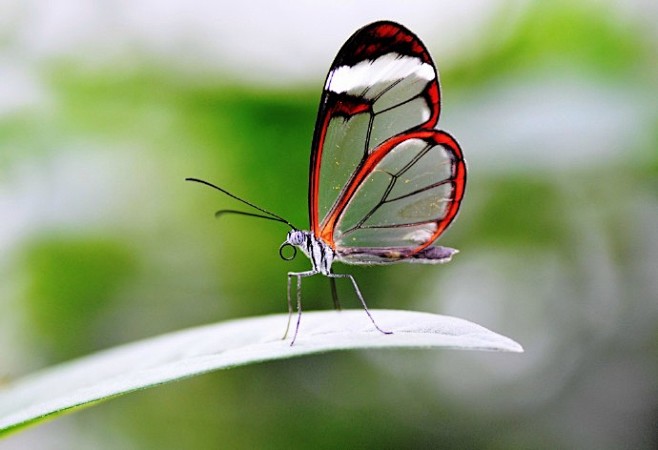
(0, 310), (522, 437)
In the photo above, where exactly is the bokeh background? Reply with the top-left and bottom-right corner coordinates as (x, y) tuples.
(1, 1), (657, 448)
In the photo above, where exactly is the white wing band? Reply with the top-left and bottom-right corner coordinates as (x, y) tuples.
(327, 53), (435, 98)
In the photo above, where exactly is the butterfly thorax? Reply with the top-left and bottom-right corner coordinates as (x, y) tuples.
(285, 230), (335, 275)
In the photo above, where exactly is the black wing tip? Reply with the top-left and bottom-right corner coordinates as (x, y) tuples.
(335, 20), (433, 67)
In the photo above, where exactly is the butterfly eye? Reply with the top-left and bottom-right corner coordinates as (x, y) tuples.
(279, 242), (297, 261)
(287, 230), (305, 245)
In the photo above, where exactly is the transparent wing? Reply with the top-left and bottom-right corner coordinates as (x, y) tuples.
(325, 130), (465, 262)
(308, 21), (466, 263)
(334, 132), (462, 244)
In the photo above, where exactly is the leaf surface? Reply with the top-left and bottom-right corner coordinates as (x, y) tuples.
(0, 309), (522, 436)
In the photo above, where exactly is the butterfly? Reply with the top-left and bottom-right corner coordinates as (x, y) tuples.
(187, 21), (466, 345)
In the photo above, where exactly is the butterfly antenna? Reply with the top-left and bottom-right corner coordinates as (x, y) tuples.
(214, 209), (292, 224)
(186, 177), (298, 229)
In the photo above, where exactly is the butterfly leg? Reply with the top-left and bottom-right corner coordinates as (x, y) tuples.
(283, 270), (317, 345)
(329, 275), (341, 311)
(282, 273), (294, 340)
(328, 273), (393, 335)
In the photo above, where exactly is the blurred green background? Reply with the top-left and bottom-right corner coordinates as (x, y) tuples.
(1, 1), (657, 448)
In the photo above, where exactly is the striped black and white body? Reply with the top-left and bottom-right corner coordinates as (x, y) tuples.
(285, 230), (335, 275)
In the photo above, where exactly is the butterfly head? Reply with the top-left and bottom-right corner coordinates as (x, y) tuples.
(279, 230), (306, 261)
(286, 230), (307, 246)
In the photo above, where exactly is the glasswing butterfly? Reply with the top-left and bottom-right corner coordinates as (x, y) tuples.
(188, 21), (466, 345)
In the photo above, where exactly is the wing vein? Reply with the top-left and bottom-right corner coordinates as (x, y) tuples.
(385, 178), (454, 203)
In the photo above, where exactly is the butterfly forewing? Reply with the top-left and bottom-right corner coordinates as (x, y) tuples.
(309, 21), (465, 263)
